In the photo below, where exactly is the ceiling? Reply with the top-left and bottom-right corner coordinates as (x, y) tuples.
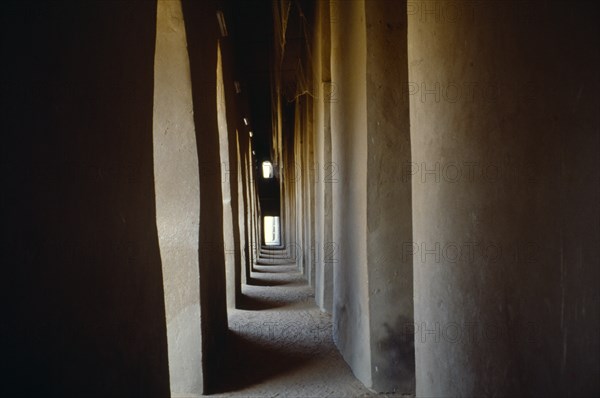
(227, 0), (274, 162)
(226, 0), (311, 163)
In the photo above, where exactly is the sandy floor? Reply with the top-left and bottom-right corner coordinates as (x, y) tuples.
(210, 260), (410, 398)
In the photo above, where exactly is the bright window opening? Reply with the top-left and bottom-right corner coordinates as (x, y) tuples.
(264, 216), (281, 246)
(262, 161), (273, 178)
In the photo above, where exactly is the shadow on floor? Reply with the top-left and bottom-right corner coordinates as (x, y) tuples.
(253, 265), (297, 273)
(236, 293), (288, 310)
(256, 260), (296, 266)
(211, 329), (314, 394)
(246, 277), (292, 287)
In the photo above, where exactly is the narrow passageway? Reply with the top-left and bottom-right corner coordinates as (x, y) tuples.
(213, 248), (401, 398)
(3, 1), (599, 397)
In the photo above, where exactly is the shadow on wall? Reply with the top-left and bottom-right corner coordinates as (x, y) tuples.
(379, 315), (416, 391)
(181, 0), (230, 392)
(2, 1), (170, 396)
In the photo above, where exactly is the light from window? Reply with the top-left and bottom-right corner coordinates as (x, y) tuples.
(262, 161), (273, 178)
(264, 216), (281, 246)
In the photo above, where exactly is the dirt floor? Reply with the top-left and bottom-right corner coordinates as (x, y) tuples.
(210, 260), (411, 397)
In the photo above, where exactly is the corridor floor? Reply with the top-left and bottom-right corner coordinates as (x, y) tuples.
(212, 258), (409, 397)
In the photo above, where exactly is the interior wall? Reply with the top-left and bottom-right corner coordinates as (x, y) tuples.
(2, 1), (170, 396)
(364, 0), (414, 393)
(243, 151), (252, 269)
(283, 107), (298, 261)
(312, 0), (326, 311)
(311, 1), (337, 313)
(320, 0), (334, 314)
(153, 0), (203, 394)
(236, 132), (248, 285)
(216, 42), (237, 309)
(330, 0), (372, 387)
(307, 94), (317, 286)
(248, 149), (260, 266)
(219, 35), (244, 306)
(244, 147), (256, 275)
(181, 0), (229, 392)
(303, 93), (317, 285)
(408, 1), (600, 396)
(294, 100), (306, 273)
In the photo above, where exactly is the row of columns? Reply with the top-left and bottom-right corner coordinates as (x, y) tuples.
(276, 0), (599, 397)
(153, 0), (264, 395)
(274, 0), (414, 393)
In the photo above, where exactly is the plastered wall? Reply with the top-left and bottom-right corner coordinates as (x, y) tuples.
(181, 0), (229, 391)
(408, 1), (599, 396)
(3, 1), (170, 395)
(365, 1), (414, 392)
(330, 0), (372, 387)
(153, 0), (203, 395)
